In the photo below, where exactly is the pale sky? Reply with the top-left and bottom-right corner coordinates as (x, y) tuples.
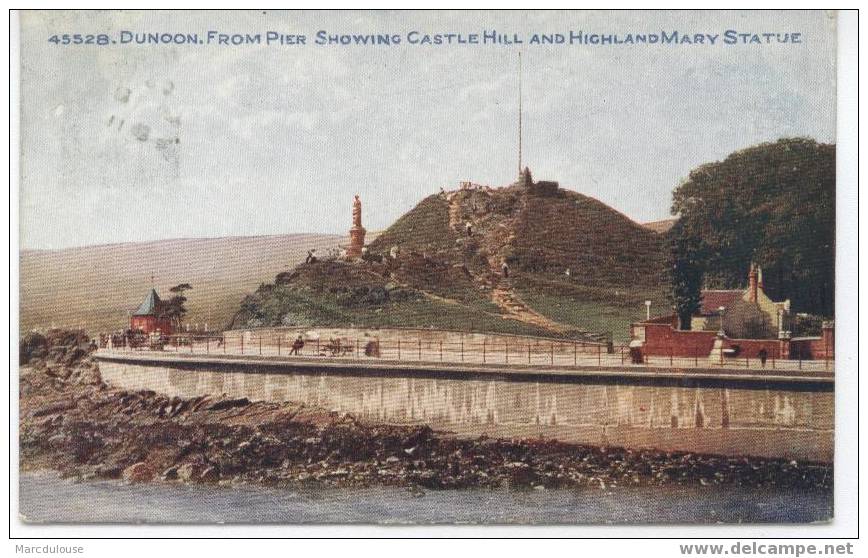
(19, 10), (836, 250)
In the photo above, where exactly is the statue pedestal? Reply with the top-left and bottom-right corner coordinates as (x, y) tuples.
(347, 225), (366, 259)
(708, 333), (730, 365)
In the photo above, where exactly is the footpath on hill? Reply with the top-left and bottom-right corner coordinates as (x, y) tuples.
(373, 184), (664, 337)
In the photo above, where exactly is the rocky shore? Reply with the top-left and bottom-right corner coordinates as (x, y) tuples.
(19, 331), (832, 492)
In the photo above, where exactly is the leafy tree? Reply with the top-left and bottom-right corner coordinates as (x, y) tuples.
(666, 219), (704, 329)
(670, 138), (835, 317)
(160, 283), (193, 329)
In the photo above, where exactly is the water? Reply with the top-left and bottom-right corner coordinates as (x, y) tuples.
(20, 471), (832, 524)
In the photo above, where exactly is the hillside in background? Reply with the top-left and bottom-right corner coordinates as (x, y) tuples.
(643, 218), (677, 234)
(231, 178), (669, 341)
(20, 234), (343, 335)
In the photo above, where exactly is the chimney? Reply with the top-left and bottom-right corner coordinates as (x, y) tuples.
(757, 266), (764, 292)
(748, 263), (758, 303)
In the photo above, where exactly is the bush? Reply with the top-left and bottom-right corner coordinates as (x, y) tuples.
(20, 331), (47, 365)
(281, 313), (312, 327)
(790, 313), (825, 337)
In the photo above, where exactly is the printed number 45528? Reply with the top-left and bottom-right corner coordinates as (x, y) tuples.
(48, 34), (112, 45)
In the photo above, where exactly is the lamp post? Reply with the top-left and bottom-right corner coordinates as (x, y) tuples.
(644, 300), (651, 321)
(718, 306), (726, 336)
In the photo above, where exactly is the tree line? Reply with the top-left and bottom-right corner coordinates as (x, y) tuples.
(667, 138), (835, 328)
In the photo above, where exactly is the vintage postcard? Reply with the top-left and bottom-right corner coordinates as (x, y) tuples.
(15, 9), (844, 528)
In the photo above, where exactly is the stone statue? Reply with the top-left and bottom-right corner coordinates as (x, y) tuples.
(352, 194), (362, 228)
(347, 194), (366, 260)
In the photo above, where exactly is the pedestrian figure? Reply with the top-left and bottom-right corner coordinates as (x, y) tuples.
(290, 335), (304, 355)
(465, 222), (473, 237)
(501, 261), (509, 279)
(758, 348), (768, 368)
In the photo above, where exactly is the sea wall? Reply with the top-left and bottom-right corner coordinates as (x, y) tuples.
(98, 359), (834, 462)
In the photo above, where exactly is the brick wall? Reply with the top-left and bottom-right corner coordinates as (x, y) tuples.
(633, 322), (717, 358)
(634, 322), (782, 359)
(790, 326), (834, 360)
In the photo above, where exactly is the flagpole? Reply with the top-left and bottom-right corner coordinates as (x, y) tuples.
(518, 51), (522, 177)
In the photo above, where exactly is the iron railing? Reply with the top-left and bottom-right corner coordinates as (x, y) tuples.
(100, 331), (834, 372)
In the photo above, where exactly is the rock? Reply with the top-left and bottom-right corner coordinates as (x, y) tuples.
(31, 401), (77, 417)
(385, 456), (401, 464)
(206, 398), (250, 411)
(72, 367), (103, 386)
(123, 462), (154, 483)
(44, 366), (72, 380)
(199, 466), (220, 483)
(161, 466), (179, 481)
(46, 434), (68, 446)
(19, 331), (48, 364)
(176, 463), (199, 482)
(90, 460), (123, 479)
(62, 347), (87, 366)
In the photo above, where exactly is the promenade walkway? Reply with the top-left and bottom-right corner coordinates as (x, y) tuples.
(99, 329), (834, 379)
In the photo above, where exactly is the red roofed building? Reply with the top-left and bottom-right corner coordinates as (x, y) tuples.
(627, 265), (834, 363)
(689, 265), (790, 338)
(697, 290), (745, 317)
(130, 288), (174, 335)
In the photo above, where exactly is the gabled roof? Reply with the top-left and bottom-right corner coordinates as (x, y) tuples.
(133, 288), (162, 316)
(698, 290), (743, 316)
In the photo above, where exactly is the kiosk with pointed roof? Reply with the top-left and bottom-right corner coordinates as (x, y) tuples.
(130, 288), (174, 335)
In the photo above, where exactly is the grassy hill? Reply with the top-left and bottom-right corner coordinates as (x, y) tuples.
(20, 234), (343, 335)
(231, 180), (669, 341)
(228, 259), (555, 337)
(370, 184), (664, 289)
